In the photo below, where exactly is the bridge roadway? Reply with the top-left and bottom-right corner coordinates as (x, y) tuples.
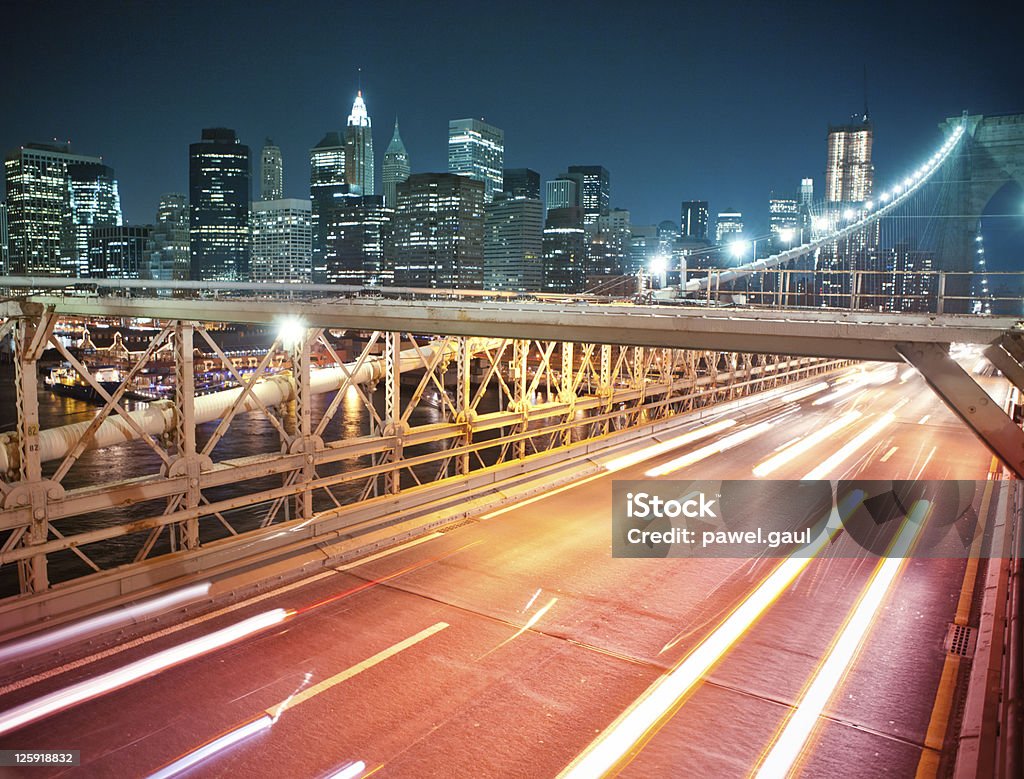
(0, 359), (1008, 777)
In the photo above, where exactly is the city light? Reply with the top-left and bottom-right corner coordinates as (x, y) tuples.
(276, 316), (307, 350)
(777, 227), (795, 244)
(880, 192), (890, 203)
(649, 253), (668, 275)
(843, 209), (855, 221)
(728, 239), (750, 259)
(812, 215), (830, 231)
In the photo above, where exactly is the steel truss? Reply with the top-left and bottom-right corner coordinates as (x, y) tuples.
(0, 308), (842, 597)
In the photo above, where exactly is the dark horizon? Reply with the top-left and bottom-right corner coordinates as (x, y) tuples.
(2, 0), (1022, 264)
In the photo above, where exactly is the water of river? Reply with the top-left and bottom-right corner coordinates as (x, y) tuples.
(0, 363), (502, 596)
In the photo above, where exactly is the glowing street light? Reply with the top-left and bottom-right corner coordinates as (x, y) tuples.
(649, 254), (668, 275)
(843, 209), (855, 221)
(276, 317), (307, 350)
(728, 239), (751, 260)
(777, 228), (795, 245)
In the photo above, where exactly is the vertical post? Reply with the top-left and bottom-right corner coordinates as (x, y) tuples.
(175, 322), (200, 550)
(560, 342), (575, 446)
(293, 328), (314, 521)
(600, 344), (613, 436)
(456, 337), (472, 475)
(513, 339), (529, 460)
(384, 331), (402, 493)
(14, 318), (47, 593)
(937, 271), (946, 315)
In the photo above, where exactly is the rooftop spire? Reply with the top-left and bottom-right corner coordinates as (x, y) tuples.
(347, 84), (370, 128)
(386, 117), (407, 154)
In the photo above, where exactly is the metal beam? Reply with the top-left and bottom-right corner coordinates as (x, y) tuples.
(896, 342), (1024, 478)
(984, 343), (1024, 393)
(25, 295), (1023, 362)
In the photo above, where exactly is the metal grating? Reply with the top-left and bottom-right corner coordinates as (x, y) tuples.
(944, 623), (976, 657)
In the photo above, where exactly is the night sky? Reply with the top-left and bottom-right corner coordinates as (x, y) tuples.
(2, 0), (1021, 263)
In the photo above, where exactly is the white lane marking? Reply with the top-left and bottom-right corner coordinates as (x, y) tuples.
(879, 446), (898, 463)
(918, 414), (931, 425)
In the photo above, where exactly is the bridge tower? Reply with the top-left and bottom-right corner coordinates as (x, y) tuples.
(936, 113), (1024, 311)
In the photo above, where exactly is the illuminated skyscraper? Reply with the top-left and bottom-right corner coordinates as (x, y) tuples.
(88, 225), (151, 279)
(680, 200), (709, 241)
(542, 206), (586, 293)
(544, 174), (580, 214)
(825, 118), (873, 204)
(148, 193), (190, 282)
(309, 132), (348, 283)
(3, 143), (121, 277)
(0, 201), (8, 275)
(768, 195), (799, 246)
(345, 90), (374, 196)
(567, 165), (610, 227)
(484, 183), (543, 292)
(188, 128), (251, 281)
(392, 173), (485, 288)
(382, 118), (410, 208)
(325, 195), (392, 286)
(448, 118), (504, 203)
(715, 210), (744, 243)
(260, 139), (283, 201)
(250, 199), (312, 283)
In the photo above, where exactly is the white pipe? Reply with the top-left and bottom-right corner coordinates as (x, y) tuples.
(0, 339), (463, 474)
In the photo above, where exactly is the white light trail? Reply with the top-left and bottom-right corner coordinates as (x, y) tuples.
(754, 501), (930, 778)
(147, 715), (274, 779)
(560, 492), (867, 779)
(0, 609), (289, 736)
(644, 420), (775, 477)
(0, 582), (211, 665)
(801, 413), (896, 480)
(603, 419), (737, 473)
(752, 411), (862, 477)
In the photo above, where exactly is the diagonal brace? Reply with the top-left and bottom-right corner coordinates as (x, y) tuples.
(896, 342), (1024, 478)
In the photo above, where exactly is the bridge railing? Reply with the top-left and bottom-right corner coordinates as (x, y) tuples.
(672, 268), (1022, 315)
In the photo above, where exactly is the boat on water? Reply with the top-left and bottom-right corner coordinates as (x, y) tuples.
(44, 364), (148, 403)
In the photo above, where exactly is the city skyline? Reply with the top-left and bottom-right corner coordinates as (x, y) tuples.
(2, 0), (1019, 268)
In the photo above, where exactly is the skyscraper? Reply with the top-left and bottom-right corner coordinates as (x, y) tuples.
(309, 132), (348, 283)
(250, 198), (312, 283)
(715, 210), (744, 243)
(148, 193), (190, 283)
(188, 128), (251, 281)
(567, 165), (610, 227)
(382, 118), (410, 208)
(392, 173), (485, 288)
(260, 139), (283, 201)
(345, 90), (374, 195)
(0, 201), (8, 275)
(325, 195), (392, 286)
(484, 189), (543, 292)
(542, 206), (586, 293)
(544, 175), (580, 214)
(825, 119), (873, 204)
(589, 208), (631, 276)
(501, 168), (541, 200)
(64, 160), (123, 277)
(88, 225), (151, 279)
(448, 118), (504, 203)
(4, 143), (121, 276)
(680, 201), (709, 241)
(768, 195), (799, 245)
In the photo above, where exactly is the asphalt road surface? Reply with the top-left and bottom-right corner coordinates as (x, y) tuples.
(0, 357), (1010, 778)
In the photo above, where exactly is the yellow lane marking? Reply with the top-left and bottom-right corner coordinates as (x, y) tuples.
(914, 455), (999, 777)
(265, 622), (449, 718)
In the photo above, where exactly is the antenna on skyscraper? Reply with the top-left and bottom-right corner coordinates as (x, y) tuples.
(862, 64), (870, 123)
(357, 66), (362, 94)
